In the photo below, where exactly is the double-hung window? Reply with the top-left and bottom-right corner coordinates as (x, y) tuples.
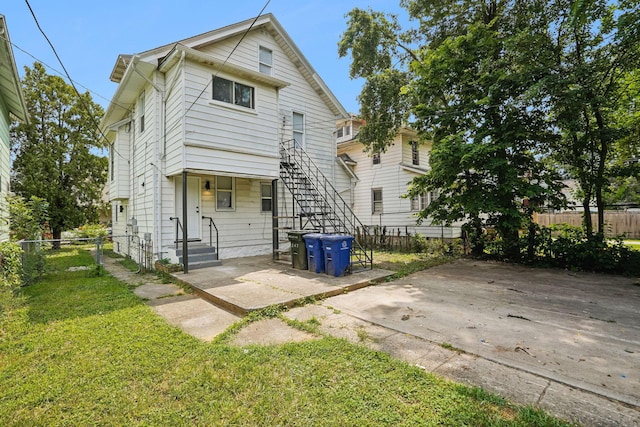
(372, 189), (383, 214)
(411, 190), (439, 211)
(260, 183), (272, 213)
(259, 46), (273, 75)
(216, 176), (235, 210)
(411, 141), (419, 165)
(293, 112), (304, 149)
(138, 91), (145, 133)
(213, 76), (254, 109)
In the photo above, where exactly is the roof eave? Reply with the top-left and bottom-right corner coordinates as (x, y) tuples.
(0, 15), (29, 123)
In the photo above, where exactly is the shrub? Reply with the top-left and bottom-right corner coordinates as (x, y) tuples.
(75, 224), (108, 239)
(20, 242), (46, 286)
(0, 242), (24, 290)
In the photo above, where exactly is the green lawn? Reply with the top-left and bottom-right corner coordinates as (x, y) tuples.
(0, 248), (573, 426)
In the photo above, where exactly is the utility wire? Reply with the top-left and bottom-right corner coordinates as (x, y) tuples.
(24, 0), (128, 162)
(164, 0), (272, 138)
(4, 34), (132, 115)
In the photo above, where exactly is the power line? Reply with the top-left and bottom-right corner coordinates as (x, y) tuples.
(164, 0), (272, 138)
(24, 0), (128, 162)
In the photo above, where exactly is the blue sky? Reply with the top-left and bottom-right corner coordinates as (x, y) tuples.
(3, 0), (409, 114)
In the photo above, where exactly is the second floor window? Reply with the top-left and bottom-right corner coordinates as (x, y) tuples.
(213, 76), (254, 109)
(293, 112), (304, 149)
(411, 141), (419, 165)
(138, 91), (145, 133)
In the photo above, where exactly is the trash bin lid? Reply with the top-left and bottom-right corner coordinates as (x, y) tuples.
(288, 230), (312, 237)
(303, 233), (325, 241)
(319, 234), (354, 241)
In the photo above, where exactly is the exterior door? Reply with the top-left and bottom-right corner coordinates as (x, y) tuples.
(175, 176), (201, 240)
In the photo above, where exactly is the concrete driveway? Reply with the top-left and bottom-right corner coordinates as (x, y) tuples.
(313, 259), (640, 425)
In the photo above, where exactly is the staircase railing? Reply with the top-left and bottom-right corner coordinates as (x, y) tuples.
(169, 217), (183, 250)
(279, 139), (373, 271)
(202, 216), (219, 258)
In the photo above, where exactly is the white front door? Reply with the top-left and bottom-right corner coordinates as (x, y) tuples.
(175, 176), (201, 240)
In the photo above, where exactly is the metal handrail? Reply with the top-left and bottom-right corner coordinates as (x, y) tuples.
(279, 139), (373, 270)
(169, 217), (183, 250)
(201, 216), (219, 258)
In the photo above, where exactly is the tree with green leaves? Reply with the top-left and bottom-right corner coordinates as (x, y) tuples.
(11, 62), (107, 247)
(339, 1), (567, 258)
(7, 195), (48, 241)
(539, 0), (640, 235)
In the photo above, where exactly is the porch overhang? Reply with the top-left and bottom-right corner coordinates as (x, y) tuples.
(170, 168), (279, 181)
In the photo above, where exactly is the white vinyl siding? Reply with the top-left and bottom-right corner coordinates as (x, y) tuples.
(177, 60), (279, 178)
(109, 126), (131, 200)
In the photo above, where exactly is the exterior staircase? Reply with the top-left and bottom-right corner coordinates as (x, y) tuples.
(277, 139), (373, 271)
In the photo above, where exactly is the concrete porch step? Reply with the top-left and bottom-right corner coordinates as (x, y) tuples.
(189, 259), (223, 270)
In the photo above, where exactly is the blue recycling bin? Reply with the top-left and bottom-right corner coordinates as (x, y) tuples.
(320, 235), (354, 277)
(303, 233), (325, 273)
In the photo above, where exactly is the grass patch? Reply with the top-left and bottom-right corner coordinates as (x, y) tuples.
(117, 257), (139, 272)
(373, 250), (455, 281)
(0, 248), (574, 426)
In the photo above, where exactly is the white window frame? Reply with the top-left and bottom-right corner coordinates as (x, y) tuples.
(411, 190), (439, 211)
(260, 182), (272, 213)
(259, 46), (273, 75)
(138, 91), (146, 133)
(216, 176), (235, 211)
(411, 141), (419, 166)
(293, 112), (304, 149)
(212, 76), (255, 109)
(372, 188), (383, 214)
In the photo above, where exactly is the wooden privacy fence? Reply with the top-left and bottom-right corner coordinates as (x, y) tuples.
(535, 212), (640, 238)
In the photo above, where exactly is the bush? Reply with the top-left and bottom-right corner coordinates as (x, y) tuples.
(20, 243), (46, 286)
(75, 224), (108, 239)
(520, 224), (640, 275)
(0, 242), (24, 290)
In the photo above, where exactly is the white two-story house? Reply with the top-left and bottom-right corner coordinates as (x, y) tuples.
(0, 15), (29, 242)
(336, 115), (461, 239)
(102, 14), (371, 271)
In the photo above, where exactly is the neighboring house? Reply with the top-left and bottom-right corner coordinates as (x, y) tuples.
(336, 115), (461, 238)
(0, 15), (29, 242)
(102, 14), (371, 271)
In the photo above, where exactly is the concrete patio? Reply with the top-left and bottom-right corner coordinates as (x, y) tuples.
(169, 255), (394, 315)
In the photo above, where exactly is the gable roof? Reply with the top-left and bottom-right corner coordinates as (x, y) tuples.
(0, 15), (28, 123)
(105, 14), (347, 126)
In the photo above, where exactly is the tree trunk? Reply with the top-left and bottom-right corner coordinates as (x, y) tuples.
(52, 228), (62, 250)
